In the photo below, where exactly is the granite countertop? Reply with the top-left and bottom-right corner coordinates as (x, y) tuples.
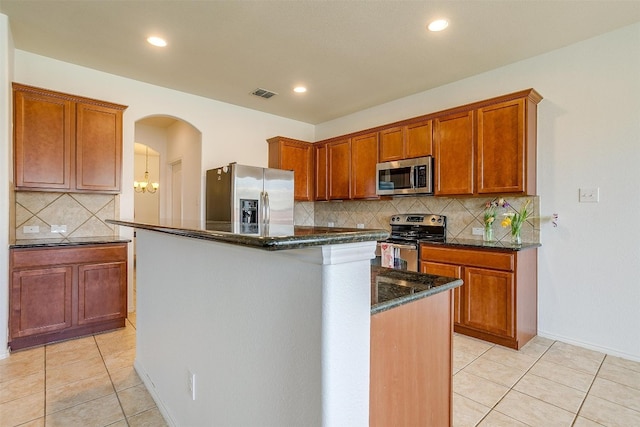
(422, 238), (541, 251)
(371, 265), (463, 315)
(107, 219), (389, 251)
(10, 235), (131, 249)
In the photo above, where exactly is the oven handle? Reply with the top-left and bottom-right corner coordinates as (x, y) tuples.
(379, 242), (418, 250)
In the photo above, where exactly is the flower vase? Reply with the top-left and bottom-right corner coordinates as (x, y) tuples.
(483, 227), (494, 242)
(511, 225), (522, 245)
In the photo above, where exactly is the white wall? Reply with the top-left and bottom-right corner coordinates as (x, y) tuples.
(166, 121), (201, 221)
(0, 14), (13, 359)
(316, 23), (640, 361)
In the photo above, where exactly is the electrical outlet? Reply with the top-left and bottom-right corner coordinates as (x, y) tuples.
(579, 187), (599, 203)
(187, 370), (196, 400)
(51, 224), (67, 233)
(23, 225), (39, 234)
(328, 222), (335, 227)
(356, 223), (364, 229)
(472, 227), (484, 236)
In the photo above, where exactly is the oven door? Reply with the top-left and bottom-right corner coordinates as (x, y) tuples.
(375, 241), (419, 272)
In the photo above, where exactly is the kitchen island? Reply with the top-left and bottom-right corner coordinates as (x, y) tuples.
(108, 219), (461, 427)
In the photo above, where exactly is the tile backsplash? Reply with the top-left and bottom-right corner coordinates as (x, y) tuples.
(15, 192), (118, 240)
(297, 195), (540, 243)
(15, 192), (539, 244)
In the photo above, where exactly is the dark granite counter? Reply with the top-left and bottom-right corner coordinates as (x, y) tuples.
(107, 219), (389, 251)
(10, 235), (131, 249)
(421, 238), (541, 252)
(371, 265), (462, 315)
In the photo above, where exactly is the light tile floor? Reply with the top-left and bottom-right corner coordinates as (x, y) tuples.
(453, 334), (640, 426)
(0, 312), (167, 427)
(2, 320), (639, 427)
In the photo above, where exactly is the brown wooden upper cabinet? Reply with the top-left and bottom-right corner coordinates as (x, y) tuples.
(477, 95), (539, 195)
(328, 138), (352, 200)
(434, 111), (475, 196)
(13, 83), (127, 193)
(434, 89), (541, 196)
(315, 142), (329, 201)
(351, 132), (379, 199)
(267, 136), (315, 201)
(379, 119), (432, 162)
(270, 89), (541, 200)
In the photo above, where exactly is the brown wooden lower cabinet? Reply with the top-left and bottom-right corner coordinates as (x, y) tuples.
(420, 244), (537, 350)
(370, 290), (453, 426)
(9, 243), (128, 350)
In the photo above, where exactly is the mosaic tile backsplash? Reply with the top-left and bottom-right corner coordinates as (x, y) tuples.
(15, 192), (118, 240)
(297, 195), (540, 243)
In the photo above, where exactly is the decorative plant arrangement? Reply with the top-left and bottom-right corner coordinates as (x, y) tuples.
(482, 198), (533, 244)
(482, 198), (506, 242)
(500, 199), (532, 244)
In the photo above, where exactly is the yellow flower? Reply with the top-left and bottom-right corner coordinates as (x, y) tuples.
(501, 217), (512, 227)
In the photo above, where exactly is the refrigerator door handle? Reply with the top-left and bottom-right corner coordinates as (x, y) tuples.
(264, 191), (270, 224)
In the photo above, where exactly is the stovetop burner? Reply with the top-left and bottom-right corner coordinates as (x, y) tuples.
(387, 213), (446, 243)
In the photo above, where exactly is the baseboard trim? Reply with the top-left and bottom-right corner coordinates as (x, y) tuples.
(537, 330), (640, 362)
(134, 359), (177, 427)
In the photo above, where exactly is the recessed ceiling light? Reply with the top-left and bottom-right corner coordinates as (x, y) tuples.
(147, 36), (167, 47)
(294, 86), (307, 93)
(427, 19), (449, 32)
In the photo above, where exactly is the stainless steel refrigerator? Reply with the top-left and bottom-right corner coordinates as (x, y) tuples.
(205, 163), (294, 234)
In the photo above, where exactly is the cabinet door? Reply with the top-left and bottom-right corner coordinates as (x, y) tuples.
(434, 111), (474, 195)
(76, 103), (123, 192)
(422, 261), (463, 325)
(351, 132), (379, 199)
(78, 261), (127, 325)
(379, 127), (404, 162)
(268, 137), (314, 201)
(315, 143), (328, 201)
(405, 119), (432, 159)
(463, 267), (514, 339)
(477, 99), (525, 194)
(328, 139), (351, 200)
(10, 266), (73, 338)
(14, 89), (74, 190)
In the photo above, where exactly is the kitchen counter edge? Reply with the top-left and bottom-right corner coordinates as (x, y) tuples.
(371, 265), (463, 315)
(10, 236), (131, 249)
(107, 219), (389, 251)
(422, 238), (541, 251)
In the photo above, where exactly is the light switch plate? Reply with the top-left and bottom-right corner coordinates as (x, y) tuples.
(472, 227), (484, 236)
(51, 224), (67, 233)
(579, 187), (599, 203)
(23, 225), (39, 233)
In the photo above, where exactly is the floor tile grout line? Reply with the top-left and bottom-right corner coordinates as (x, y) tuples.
(95, 331), (131, 427)
(472, 339), (556, 426)
(570, 355), (606, 427)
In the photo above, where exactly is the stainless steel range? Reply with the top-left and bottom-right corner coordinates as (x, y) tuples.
(376, 214), (446, 271)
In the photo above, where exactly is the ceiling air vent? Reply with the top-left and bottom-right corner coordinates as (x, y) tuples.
(251, 88), (278, 99)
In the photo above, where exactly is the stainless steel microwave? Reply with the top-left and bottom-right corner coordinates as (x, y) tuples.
(376, 156), (433, 196)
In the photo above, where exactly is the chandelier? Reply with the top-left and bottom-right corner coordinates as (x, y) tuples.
(134, 146), (159, 193)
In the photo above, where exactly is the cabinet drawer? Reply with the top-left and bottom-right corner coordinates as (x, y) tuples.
(11, 244), (127, 269)
(420, 245), (514, 272)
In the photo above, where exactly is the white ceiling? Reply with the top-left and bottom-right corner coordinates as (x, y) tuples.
(2, 0), (639, 124)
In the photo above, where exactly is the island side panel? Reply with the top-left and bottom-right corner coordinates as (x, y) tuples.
(134, 229), (374, 427)
(370, 289), (454, 426)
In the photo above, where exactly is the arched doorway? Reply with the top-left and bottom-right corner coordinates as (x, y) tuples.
(132, 115), (202, 310)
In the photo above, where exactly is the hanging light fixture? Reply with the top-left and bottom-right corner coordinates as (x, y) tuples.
(134, 146), (159, 193)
